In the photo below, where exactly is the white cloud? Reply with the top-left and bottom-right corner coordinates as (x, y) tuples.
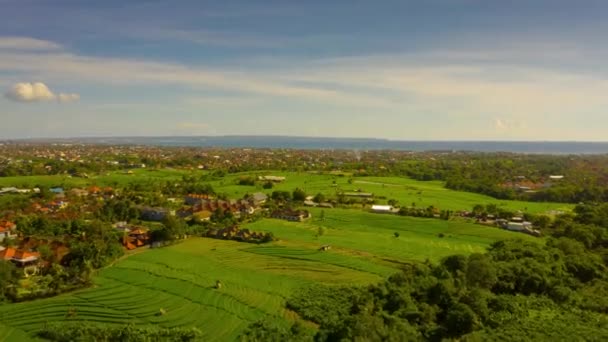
(58, 93), (80, 103)
(4, 82), (79, 103)
(5, 82), (56, 102)
(0, 37), (61, 50)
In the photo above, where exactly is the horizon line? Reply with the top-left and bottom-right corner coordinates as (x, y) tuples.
(2, 134), (608, 144)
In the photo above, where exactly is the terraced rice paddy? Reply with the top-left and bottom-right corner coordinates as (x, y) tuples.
(0, 209), (535, 341)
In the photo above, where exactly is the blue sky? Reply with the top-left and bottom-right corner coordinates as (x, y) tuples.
(1, 0), (607, 140)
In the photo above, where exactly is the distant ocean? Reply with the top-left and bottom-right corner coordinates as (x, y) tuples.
(13, 136), (608, 154)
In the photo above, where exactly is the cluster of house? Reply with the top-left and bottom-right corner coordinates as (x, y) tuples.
(270, 209), (311, 222)
(139, 207), (175, 221)
(496, 217), (541, 236)
(205, 225), (272, 243)
(474, 213), (541, 237)
(33, 201), (69, 213)
(504, 175), (565, 193)
(114, 222), (151, 250)
(175, 192), (268, 221)
(0, 220), (17, 241)
(0, 229), (72, 270)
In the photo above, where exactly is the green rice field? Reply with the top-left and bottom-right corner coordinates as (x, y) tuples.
(0, 169), (572, 214)
(0, 209), (536, 341)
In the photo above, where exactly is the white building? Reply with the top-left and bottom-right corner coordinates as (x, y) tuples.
(371, 205), (394, 213)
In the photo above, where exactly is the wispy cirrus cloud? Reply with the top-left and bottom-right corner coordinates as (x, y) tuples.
(0, 37), (390, 107)
(0, 37), (61, 50)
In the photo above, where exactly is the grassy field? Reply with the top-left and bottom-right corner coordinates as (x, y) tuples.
(0, 209), (536, 341)
(206, 171), (572, 214)
(245, 208), (539, 263)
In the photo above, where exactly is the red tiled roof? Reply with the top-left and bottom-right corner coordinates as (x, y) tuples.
(0, 247), (16, 260)
(12, 250), (40, 261)
(89, 186), (101, 193)
(0, 221), (16, 232)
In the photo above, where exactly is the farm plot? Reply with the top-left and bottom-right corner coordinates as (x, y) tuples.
(0, 237), (384, 341)
(209, 171), (571, 214)
(244, 208), (539, 263)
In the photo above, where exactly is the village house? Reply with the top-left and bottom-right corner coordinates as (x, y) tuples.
(496, 217), (540, 236)
(304, 200), (318, 207)
(258, 175), (286, 182)
(12, 250), (41, 266)
(140, 207), (173, 221)
(113, 223), (150, 249)
(0, 220), (17, 241)
(184, 193), (213, 205)
(271, 209), (311, 222)
(125, 228), (150, 250)
(88, 186), (102, 195)
(371, 205), (396, 213)
(193, 199), (256, 217)
(343, 192), (374, 198)
(48, 200), (69, 211)
(49, 187), (64, 194)
(69, 188), (89, 197)
(0, 247), (40, 267)
(0, 187), (31, 195)
(251, 192), (268, 205)
(206, 225), (270, 242)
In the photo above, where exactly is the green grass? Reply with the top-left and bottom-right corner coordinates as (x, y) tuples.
(0, 237), (384, 342)
(245, 208), (539, 263)
(0, 168), (192, 189)
(0, 207), (538, 341)
(0, 169), (565, 340)
(205, 171), (572, 214)
(0, 169), (571, 214)
(0, 206), (540, 341)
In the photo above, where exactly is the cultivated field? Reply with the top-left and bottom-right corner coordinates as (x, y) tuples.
(207, 171), (572, 214)
(0, 210), (535, 341)
(0, 169), (572, 214)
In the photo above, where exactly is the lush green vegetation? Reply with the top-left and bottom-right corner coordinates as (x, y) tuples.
(0, 238), (381, 341)
(36, 323), (201, 342)
(246, 208), (538, 263)
(203, 171), (571, 214)
(0, 208), (533, 341)
(2, 145), (607, 341)
(243, 207), (608, 341)
(0, 170), (571, 214)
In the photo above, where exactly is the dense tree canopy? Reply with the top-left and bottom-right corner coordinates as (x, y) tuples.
(245, 209), (608, 341)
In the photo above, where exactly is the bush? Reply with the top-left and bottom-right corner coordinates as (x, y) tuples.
(37, 322), (202, 342)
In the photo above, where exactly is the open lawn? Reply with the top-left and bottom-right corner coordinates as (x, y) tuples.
(0, 207), (537, 341)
